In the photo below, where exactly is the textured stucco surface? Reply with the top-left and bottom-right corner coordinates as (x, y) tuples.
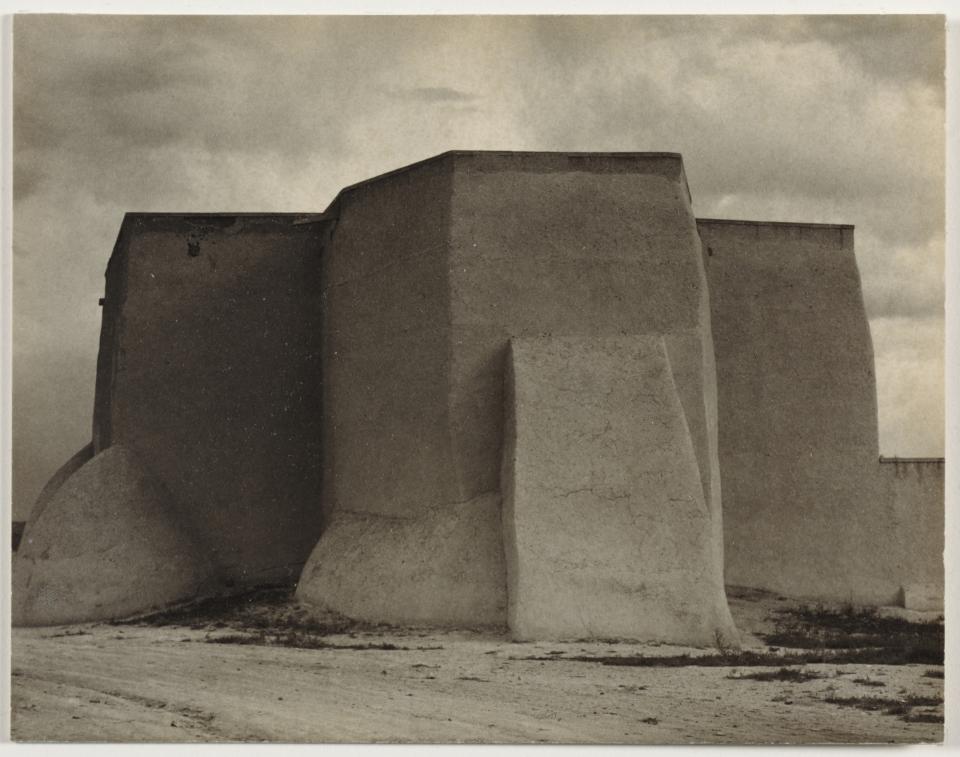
(319, 159), (454, 520)
(13, 446), (214, 626)
(302, 152), (732, 635)
(297, 493), (506, 627)
(297, 158), (509, 625)
(699, 219), (898, 604)
(447, 154), (721, 529)
(92, 214), (327, 586)
(447, 155), (727, 626)
(502, 337), (737, 644)
(881, 459), (944, 609)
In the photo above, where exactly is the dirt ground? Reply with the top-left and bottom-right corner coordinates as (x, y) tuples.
(9, 588), (944, 744)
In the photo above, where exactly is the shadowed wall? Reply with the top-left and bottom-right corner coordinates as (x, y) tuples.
(699, 219), (899, 604)
(93, 214), (328, 586)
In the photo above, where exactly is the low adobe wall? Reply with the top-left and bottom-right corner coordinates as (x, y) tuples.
(879, 457), (944, 608)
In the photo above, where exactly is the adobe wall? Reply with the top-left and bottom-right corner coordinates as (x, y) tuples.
(317, 158), (456, 519)
(503, 336), (736, 644)
(880, 457), (945, 607)
(298, 156), (508, 626)
(447, 154), (722, 534)
(698, 219), (899, 604)
(92, 214), (328, 586)
(300, 152), (734, 640)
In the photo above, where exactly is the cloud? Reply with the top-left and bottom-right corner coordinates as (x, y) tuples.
(858, 233), (945, 321)
(400, 86), (478, 103)
(751, 15), (946, 92)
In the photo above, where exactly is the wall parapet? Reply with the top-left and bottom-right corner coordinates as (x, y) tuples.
(326, 151), (693, 214)
(879, 456), (945, 465)
(697, 218), (854, 230)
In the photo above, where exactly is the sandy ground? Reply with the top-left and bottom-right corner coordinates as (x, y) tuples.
(9, 592), (944, 744)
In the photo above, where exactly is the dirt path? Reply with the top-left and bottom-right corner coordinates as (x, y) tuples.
(11, 620), (943, 744)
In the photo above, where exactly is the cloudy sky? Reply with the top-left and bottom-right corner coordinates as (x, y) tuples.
(11, 14), (945, 518)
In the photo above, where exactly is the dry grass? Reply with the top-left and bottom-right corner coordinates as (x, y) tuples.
(761, 604), (943, 665)
(206, 632), (402, 650)
(524, 647), (940, 667)
(851, 677), (886, 687)
(116, 588), (944, 670)
(527, 602), (943, 669)
(824, 694), (943, 723)
(115, 586), (376, 637)
(728, 668), (823, 683)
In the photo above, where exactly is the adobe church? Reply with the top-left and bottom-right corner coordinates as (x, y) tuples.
(12, 152), (944, 643)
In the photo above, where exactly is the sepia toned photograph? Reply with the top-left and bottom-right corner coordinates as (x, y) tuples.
(5, 10), (948, 745)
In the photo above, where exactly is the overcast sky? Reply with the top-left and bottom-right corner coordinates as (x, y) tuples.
(11, 14), (945, 519)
